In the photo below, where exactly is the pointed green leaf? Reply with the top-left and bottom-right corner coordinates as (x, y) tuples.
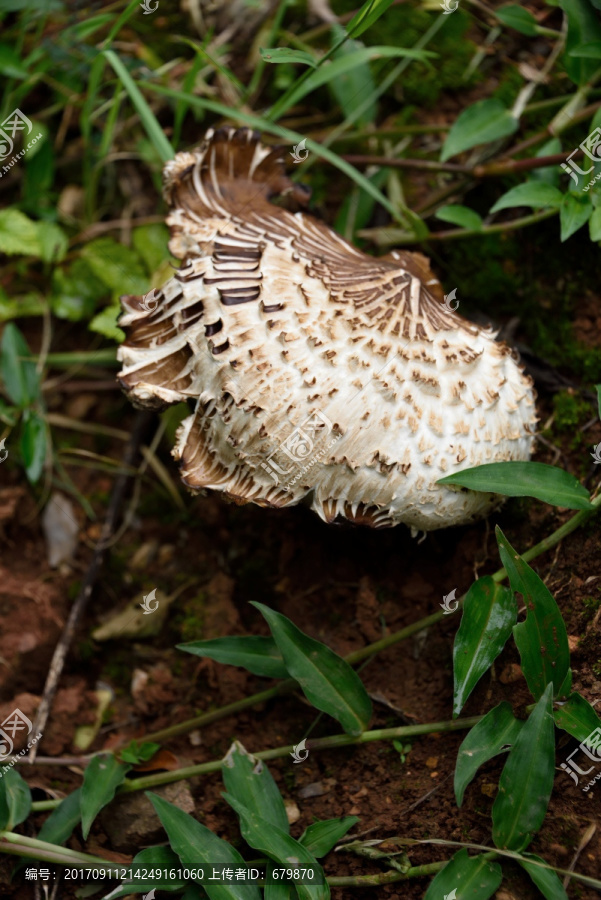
(0, 769), (31, 831)
(222, 741), (289, 833)
(560, 191), (593, 241)
(299, 816), (359, 857)
(554, 692), (601, 742)
(560, 0), (601, 85)
(496, 5), (538, 35)
(424, 848), (502, 899)
(570, 41), (601, 58)
(80, 754), (131, 839)
(260, 48), (318, 67)
(519, 853), (569, 900)
(497, 527), (571, 700)
(490, 182), (564, 213)
(453, 577), (517, 716)
(438, 461), (593, 510)
(435, 205), (483, 230)
(224, 793), (329, 900)
(37, 788), (82, 846)
(455, 702), (523, 806)
(148, 793), (262, 900)
(251, 602), (371, 735)
(0, 323), (40, 407)
(106, 846), (186, 895)
(492, 683), (555, 851)
(589, 205), (601, 240)
(20, 409), (47, 484)
(178, 636), (289, 679)
(441, 99), (518, 162)
(346, 0), (396, 38)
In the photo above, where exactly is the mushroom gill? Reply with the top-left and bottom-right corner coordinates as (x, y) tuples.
(117, 127), (537, 532)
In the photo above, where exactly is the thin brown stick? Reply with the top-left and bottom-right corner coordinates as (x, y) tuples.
(27, 410), (153, 762)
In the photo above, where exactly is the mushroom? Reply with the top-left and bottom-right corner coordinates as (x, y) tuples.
(118, 127), (536, 532)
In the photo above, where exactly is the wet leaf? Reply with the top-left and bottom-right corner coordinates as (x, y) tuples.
(497, 528), (571, 700)
(455, 702), (523, 806)
(492, 683), (555, 851)
(80, 754), (131, 839)
(453, 577), (517, 716)
(252, 602), (371, 735)
(423, 848), (502, 899)
(439, 461), (593, 510)
(178, 635), (289, 679)
(222, 741), (289, 833)
(148, 793), (261, 899)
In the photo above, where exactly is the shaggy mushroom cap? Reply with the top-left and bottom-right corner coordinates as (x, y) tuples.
(118, 127), (536, 532)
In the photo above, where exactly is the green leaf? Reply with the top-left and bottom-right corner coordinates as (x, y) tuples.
(260, 48), (318, 67)
(224, 793), (329, 900)
(0, 43), (27, 78)
(299, 817), (358, 857)
(118, 740), (160, 765)
(441, 99), (518, 162)
(222, 741), (289, 833)
(37, 788), (82, 846)
(80, 237), (148, 294)
(346, 0), (396, 38)
(329, 25), (376, 128)
(531, 138), (562, 187)
(492, 683), (555, 851)
(589, 205), (601, 240)
(148, 792), (262, 899)
(453, 577), (517, 716)
(496, 5), (538, 35)
(438, 460), (594, 510)
(424, 848), (502, 899)
(559, 0), (601, 85)
(51, 258), (107, 322)
(490, 182), (564, 213)
(36, 221), (68, 263)
(178, 636), (289, 680)
(596, 384), (601, 419)
(132, 223), (171, 275)
(89, 304), (125, 342)
(435, 205), (483, 230)
(519, 853), (570, 899)
(20, 409), (47, 484)
(103, 49), (174, 163)
(497, 527), (571, 700)
(455, 702), (523, 806)
(80, 754), (131, 839)
(560, 191), (593, 241)
(116, 845), (186, 894)
(0, 209), (41, 256)
(570, 41), (601, 58)
(554, 692), (601, 742)
(251, 602), (371, 736)
(0, 769), (31, 831)
(0, 322), (40, 407)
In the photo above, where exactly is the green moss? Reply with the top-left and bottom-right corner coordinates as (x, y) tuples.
(551, 391), (595, 443)
(174, 590), (207, 642)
